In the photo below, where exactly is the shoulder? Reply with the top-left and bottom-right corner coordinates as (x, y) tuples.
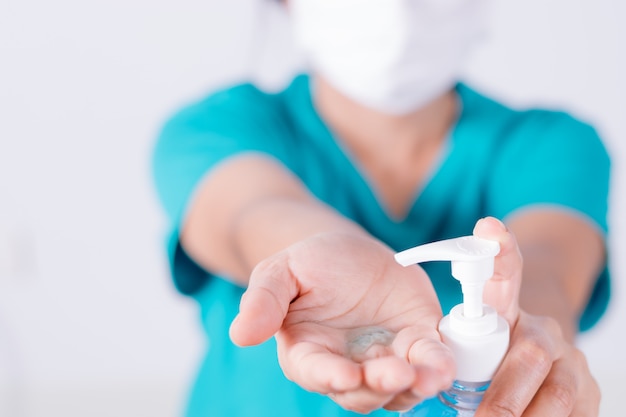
(158, 76), (315, 147)
(459, 83), (609, 159)
(459, 83), (591, 131)
(162, 82), (282, 132)
(509, 109), (609, 168)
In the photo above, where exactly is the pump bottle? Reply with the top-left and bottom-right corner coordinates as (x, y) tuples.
(394, 236), (510, 416)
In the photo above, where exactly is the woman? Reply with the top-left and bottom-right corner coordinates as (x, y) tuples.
(152, 0), (610, 415)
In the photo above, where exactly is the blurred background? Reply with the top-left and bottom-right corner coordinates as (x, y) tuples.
(0, 0), (624, 416)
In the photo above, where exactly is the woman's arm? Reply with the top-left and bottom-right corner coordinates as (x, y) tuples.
(180, 152), (605, 415)
(179, 153), (366, 285)
(509, 209), (605, 342)
(178, 152), (456, 412)
(475, 213), (604, 417)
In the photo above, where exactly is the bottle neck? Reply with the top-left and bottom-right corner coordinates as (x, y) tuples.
(439, 380), (490, 413)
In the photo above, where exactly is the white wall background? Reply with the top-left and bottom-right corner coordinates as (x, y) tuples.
(0, 0), (624, 416)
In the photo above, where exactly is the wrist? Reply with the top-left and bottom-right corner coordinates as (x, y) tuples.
(231, 197), (367, 278)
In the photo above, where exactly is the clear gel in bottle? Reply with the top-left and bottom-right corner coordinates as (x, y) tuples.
(394, 236), (510, 417)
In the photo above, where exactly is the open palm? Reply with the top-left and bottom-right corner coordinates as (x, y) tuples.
(230, 232), (455, 412)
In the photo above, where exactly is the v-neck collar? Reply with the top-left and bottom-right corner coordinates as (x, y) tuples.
(287, 75), (469, 224)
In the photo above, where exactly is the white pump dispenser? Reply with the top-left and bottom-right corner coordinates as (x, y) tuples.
(395, 236), (509, 383)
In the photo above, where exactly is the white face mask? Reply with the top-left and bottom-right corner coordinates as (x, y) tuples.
(290, 0), (490, 115)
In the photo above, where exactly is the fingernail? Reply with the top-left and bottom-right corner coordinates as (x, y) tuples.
(474, 216), (506, 236)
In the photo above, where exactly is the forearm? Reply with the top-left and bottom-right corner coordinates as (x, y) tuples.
(230, 197), (366, 280)
(180, 154), (366, 286)
(508, 209), (606, 342)
(518, 255), (578, 342)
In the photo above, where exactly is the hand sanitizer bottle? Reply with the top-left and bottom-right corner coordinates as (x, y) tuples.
(394, 236), (510, 417)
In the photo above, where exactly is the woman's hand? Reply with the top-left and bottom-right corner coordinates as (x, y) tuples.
(474, 217), (600, 417)
(229, 232), (455, 413)
(478, 312), (600, 417)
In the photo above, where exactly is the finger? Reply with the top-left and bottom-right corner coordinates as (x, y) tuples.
(473, 216), (523, 326)
(381, 367), (450, 412)
(381, 387), (426, 412)
(570, 353), (601, 417)
(229, 253), (299, 346)
(277, 338), (362, 394)
(475, 314), (563, 417)
(363, 355), (416, 394)
(326, 358), (416, 414)
(524, 348), (600, 417)
(393, 327), (456, 397)
(570, 377), (600, 417)
(330, 386), (393, 414)
(521, 356), (577, 417)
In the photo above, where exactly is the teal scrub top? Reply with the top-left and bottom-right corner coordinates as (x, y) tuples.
(151, 75), (611, 417)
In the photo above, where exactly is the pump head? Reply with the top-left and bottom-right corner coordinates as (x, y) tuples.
(395, 236), (500, 318)
(395, 235), (509, 382)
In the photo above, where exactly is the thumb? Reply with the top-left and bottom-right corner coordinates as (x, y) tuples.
(473, 217), (522, 327)
(229, 253), (299, 346)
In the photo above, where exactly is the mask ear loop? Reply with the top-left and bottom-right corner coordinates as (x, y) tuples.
(244, 0), (271, 81)
(245, 0), (301, 90)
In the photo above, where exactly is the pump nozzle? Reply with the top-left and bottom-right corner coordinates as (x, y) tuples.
(395, 235), (509, 383)
(395, 236), (500, 319)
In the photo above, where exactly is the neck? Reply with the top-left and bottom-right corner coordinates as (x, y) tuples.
(312, 76), (458, 157)
(311, 76), (460, 220)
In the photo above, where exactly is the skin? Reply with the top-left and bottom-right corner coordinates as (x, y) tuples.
(177, 4), (605, 411)
(178, 72), (604, 415)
